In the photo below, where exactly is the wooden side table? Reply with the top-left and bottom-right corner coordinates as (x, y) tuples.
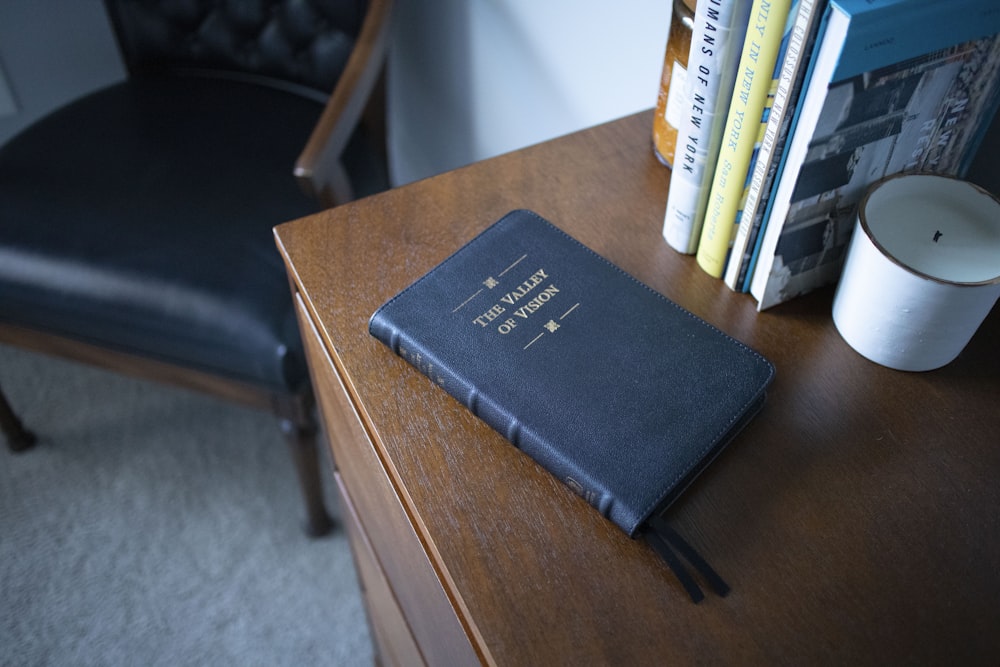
(275, 111), (1000, 666)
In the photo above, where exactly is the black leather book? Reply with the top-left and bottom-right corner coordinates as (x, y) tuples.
(370, 210), (774, 597)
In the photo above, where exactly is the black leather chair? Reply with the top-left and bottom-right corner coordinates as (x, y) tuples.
(0, 0), (393, 536)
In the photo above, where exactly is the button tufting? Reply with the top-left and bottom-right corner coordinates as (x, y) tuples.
(106, 0), (364, 92)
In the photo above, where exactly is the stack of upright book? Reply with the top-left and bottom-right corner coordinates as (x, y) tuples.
(661, 0), (1000, 310)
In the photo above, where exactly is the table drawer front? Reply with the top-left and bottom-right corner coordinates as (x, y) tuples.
(335, 471), (425, 667)
(294, 294), (480, 667)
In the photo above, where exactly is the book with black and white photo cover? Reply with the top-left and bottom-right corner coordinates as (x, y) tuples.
(749, 0), (1000, 309)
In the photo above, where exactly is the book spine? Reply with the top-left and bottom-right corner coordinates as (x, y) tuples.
(368, 316), (615, 520)
(663, 0), (753, 254)
(724, 0), (821, 289)
(737, 0), (824, 292)
(748, 4), (843, 307)
(695, 0), (793, 279)
(723, 109), (769, 288)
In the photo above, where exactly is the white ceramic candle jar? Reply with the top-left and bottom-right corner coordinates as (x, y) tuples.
(832, 173), (1000, 371)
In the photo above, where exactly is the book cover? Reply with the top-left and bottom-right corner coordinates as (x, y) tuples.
(749, 0), (1000, 310)
(370, 210), (774, 540)
(724, 0), (826, 290)
(695, 0), (793, 278)
(662, 0), (753, 255)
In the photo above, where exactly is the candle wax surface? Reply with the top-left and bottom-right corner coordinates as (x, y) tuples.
(862, 175), (1000, 285)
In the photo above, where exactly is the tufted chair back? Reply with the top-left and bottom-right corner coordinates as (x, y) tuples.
(104, 0), (369, 97)
(0, 0), (393, 537)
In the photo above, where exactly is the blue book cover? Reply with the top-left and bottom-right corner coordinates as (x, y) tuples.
(748, 0), (1000, 309)
(370, 210), (774, 539)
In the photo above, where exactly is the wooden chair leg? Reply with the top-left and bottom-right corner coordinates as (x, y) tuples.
(1, 384), (38, 452)
(281, 411), (335, 537)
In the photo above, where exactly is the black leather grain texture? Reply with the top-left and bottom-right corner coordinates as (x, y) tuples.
(0, 0), (386, 396)
(0, 77), (323, 390)
(370, 210), (776, 537)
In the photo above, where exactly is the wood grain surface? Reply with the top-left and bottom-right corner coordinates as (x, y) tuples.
(277, 110), (1000, 666)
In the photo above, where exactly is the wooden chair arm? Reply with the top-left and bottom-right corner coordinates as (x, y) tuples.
(295, 0), (394, 208)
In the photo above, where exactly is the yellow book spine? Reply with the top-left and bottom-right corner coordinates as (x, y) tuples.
(695, 0), (791, 278)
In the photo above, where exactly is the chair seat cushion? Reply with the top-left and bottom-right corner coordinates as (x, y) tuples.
(0, 76), (340, 392)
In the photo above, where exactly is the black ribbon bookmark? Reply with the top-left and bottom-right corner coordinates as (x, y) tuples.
(646, 529), (705, 603)
(645, 516), (730, 603)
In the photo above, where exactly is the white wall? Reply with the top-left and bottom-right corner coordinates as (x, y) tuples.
(386, 0), (671, 185)
(0, 0), (124, 146)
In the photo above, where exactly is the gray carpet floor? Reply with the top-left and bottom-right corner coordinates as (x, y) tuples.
(0, 343), (372, 666)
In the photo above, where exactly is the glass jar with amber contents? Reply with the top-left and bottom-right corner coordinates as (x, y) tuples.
(652, 0), (696, 167)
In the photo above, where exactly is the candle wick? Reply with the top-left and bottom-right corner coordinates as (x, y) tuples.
(933, 230), (943, 243)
